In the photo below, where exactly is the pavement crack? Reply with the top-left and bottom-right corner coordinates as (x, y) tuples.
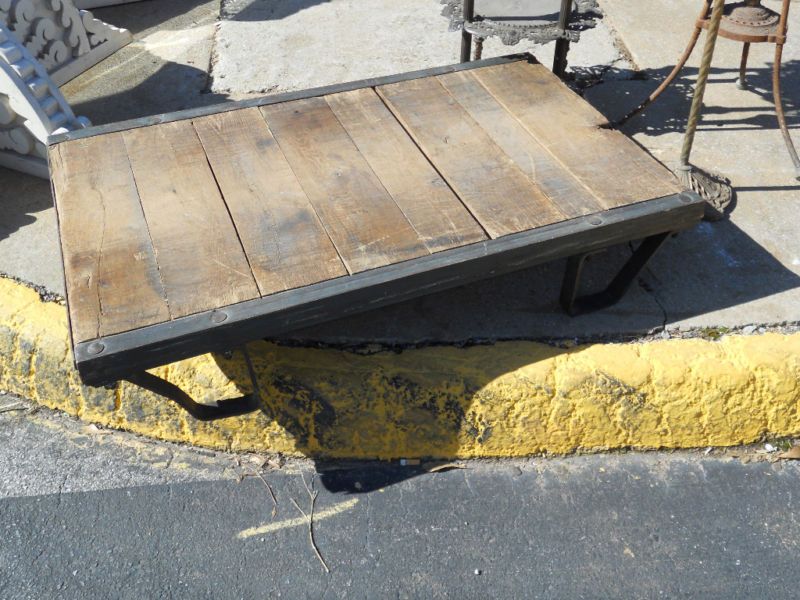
(629, 241), (669, 332)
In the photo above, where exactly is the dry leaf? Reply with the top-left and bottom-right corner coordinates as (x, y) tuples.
(85, 424), (111, 435)
(778, 446), (800, 460)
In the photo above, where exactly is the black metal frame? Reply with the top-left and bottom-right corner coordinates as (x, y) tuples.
(71, 193), (703, 387)
(559, 232), (671, 316)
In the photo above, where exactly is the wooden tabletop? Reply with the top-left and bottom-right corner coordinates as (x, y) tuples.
(50, 57), (681, 353)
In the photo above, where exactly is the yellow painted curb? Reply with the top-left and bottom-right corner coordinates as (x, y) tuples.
(2, 277), (799, 458)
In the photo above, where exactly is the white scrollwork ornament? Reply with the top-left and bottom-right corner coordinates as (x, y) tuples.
(0, 23), (89, 177)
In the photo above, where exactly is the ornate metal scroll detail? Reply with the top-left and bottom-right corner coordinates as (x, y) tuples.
(440, 0), (601, 46)
(1, 0), (132, 86)
(0, 24), (89, 177)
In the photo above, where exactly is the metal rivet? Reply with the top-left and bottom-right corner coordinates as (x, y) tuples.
(589, 217), (603, 226)
(211, 311), (228, 324)
(86, 342), (105, 355)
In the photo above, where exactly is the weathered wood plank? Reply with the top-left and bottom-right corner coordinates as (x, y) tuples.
(471, 61), (682, 207)
(325, 88), (487, 252)
(376, 77), (566, 239)
(260, 97), (429, 273)
(192, 108), (347, 296)
(437, 70), (605, 218)
(122, 121), (259, 318)
(50, 135), (170, 343)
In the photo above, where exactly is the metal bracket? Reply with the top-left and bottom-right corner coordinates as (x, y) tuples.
(560, 232), (671, 316)
(124, 346), (262, 421)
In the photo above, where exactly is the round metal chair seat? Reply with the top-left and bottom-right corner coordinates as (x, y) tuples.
(697, 1), (783, 43)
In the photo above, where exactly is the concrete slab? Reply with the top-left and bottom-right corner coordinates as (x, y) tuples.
(0, 170), (63, 295)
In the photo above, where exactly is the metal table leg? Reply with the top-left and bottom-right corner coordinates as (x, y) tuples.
(560, 232), (672, 316)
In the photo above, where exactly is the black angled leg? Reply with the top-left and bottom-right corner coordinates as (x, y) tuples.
(125, 346), (262, 421)
(560, 232), (671, 316)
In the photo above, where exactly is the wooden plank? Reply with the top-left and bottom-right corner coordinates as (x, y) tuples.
(471, 61), (682, 207)
(260, 97), (429, 273)
(325, 88), (487, 252)
(50, 134), (170, 343)
(376, 76), (566, 239)
(437, 70), (605, 218)
(74, 192), (703, 386)
(192, 108), (347, 296)
(49, 54), (530, 146)
(121, 121), (259, 318)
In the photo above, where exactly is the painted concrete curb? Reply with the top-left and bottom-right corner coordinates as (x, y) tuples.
(2, 277), (799, 458)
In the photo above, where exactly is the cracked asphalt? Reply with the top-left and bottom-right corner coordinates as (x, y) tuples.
(2, 398), (800, 599)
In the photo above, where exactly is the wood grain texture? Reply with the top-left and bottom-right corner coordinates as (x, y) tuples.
(50, 135), (170, 343)
(260, 97), (429, 273)
(376, 77), (566, 239)
(472, 61), (682, 208)
(192, 108), (347, 296)
(437, 70), (605, 219)
(122, 121), (259, 318)
(325, 88), (487, 252)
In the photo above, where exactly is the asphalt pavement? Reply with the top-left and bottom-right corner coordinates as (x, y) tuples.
(2, 398), (799, 599)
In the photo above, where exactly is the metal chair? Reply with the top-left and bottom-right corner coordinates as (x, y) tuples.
(456, 0), (600, 77)
(618, 0), (799, 180)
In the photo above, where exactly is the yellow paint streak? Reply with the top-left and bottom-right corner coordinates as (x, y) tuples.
(2, 277), (800, 458)
(236, 497), (360, 539)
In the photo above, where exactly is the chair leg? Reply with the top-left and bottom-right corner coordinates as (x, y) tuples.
(737, 42), (750, 90)
(614, 26), (702, 126)
(460, 30), (472, 63)
(460, 0), (475, 63)
(772, 43), (800, 180)
(474, 36), (484, 61)
(552, 0), (572, 78)
(552, 38), (570, 78)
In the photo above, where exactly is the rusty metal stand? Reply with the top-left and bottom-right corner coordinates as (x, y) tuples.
(616, 0), (800, 182)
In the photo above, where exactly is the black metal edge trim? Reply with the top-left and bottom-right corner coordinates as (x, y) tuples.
(74, 192), (703, 385)
(47, 53), (536, 146)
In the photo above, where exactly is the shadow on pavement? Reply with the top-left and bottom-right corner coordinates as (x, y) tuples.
(70, 63), (229, 126)
(222, 0), (332, 22)
(580, 61), (800, 137)
(0, 170), (52, 243)
(213, 337), (570, 493)
(91, 0), (218, 35)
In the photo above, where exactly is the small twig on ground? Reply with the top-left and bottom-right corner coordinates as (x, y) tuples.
(428, 463), (467, 473)
(256, 473), (278, 519)
(0, 402), (25, 414)
(290, 473), (330, 574)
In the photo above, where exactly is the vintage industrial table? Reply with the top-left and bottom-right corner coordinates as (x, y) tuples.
(49, 55), (703, 419)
